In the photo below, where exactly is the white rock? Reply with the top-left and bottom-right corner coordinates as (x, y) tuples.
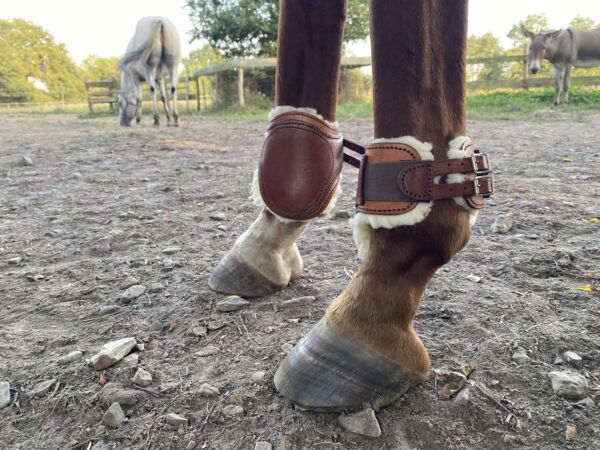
(251, 371), (266, 383)
(548, 371), (588, 398)
(554, 356), (565, 365)
(102, 402), (126, 428)
(466, 274), (482, 283)
(165, 413), (188, 430)
(453, 387), (470, 406)
(119, 276), (139, 290)
(338, 408), (382, 437)
(121, 285), (146, 303)
(512, 347), (531, 365)
(254, 443), (272, 450)
(195, 345), (220, 357)
(216, 296), (250, 312)
(562, 351), (583, 369)
(162, 246), (181, 255)
(100, 383), (139, 406)
(575, 397), (595, 408)
(116, 353), (139, 368)
(32, 379), (57, 397)
(210, 212), (227, 221)
(490, 212), (513, 234)
(132, 368), (153, 387)
(57, 350), (83, 366)
(163, 258), (176, 270)
(90, 337), (137, 370)
(223, 405), (244, 417)
(0, 382), (10, 409)
(198, 383), (220, 397)
(19, 155), (33, 166)
(280, 296), (316, 308)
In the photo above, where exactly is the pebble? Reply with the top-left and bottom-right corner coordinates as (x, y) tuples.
(333, 209), (352, 219)
(195, 345), (220, 357)
(103, 402), (126, 428)
(166, 413), (188, 431)
(98, 305), (119, 316)
(147, 282), (165, 293)
(101, 383), (139, 406)
(207, 320), (226, 331)
(149, 320), (164, 332)
(162, 246), (181, 255)
(338, 408), (382, 438)
(191, 326), (207, 337)
(116, 353), (139, 368)
(490, 212), (513, 234)
(186, 441), (197, 450)
(8, 257), (22, 265)
(0, 381), (10, 409)
(453, 387), (470, 406)
(251, 371), (266, 383)
(19, 155), (33, 166)
(222, 405), (244, 417)
(210, 212), (227, 221)
(57, 350), (83, 366)
(281, 343), (294, 354)
(132, 368), (153, 387)
(119, 276), (139, 290)
(254, 442), (272, 450)
(575, 397), (595, 408)
(566, 425), (577, 440)
(562, 351), (583, 369)
(31, 379), (57, 397)
(199, 383), (220, 397)
(512, 347), (531, 365)
(466, 274), (482, 283)
(216, 224), (228, 232)
(216, 296), (250, 312)
(163, 258), (176, 270)
(280, 296), (316, 308)
(121, 285), (146, 303)
(554, 356), (564, 365)
(548, 371), (588, 398)
(90, 337), (137, 370)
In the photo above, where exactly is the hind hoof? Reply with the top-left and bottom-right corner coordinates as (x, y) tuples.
(274, 318), (424, 412)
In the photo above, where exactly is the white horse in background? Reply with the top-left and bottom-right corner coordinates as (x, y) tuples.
(119, 16), (181, 127)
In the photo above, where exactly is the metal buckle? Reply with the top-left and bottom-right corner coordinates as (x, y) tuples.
(471, 154), (490, 175)
(473, 174), (494, 197)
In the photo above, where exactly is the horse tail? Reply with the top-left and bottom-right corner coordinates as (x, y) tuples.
(119, 19), (163, 70)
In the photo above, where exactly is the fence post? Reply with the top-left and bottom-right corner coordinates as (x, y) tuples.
(185, 68), (190, 114)
(521, 45), (529, 89)
(238, 68), (245, 108)
(195, 77), (201, 112)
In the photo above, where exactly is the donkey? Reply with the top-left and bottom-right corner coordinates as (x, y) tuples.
(522, 25), (600, 106)
(209, 0), (493, 411)
(119, 16), (181, 127)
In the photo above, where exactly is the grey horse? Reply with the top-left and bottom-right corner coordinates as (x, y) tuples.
(119, 16), (181, 127)
(522, 25), (600, 105)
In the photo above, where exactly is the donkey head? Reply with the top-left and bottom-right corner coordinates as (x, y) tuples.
(521, 25), (562, 74)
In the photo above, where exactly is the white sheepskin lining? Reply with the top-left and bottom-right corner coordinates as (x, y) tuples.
(268, 105), (338, 129)
(446, 136), (480, 227)
(352, 136), (434, 258)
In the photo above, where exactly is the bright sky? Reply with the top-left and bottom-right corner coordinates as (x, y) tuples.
(3, 1), (600, 64)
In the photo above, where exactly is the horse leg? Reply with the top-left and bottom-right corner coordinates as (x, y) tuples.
(275, 0), (479, 411)
(145, 68), (160, 127)
(553, 66), (564, 106)
(208, 0), (346, 297)
(159, 78), (173, 126)
(135, 83), (143, 124)
(562, 65), (572, 104)
(170, 68), (180, 127)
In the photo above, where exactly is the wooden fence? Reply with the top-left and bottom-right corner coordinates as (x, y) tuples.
(192, 54), (600, 108)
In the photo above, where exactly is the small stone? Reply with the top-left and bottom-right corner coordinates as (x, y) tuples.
(100, 383), (139, 406)
(255, 301), (275, 312)
(251, 371), (266, 383)
(147, 282), (165, 293)
(554, 356), (565, 365)
(162, 246), (181, 255)
(19, 155), (33, 166)
(338, 408), (381, 438)
(565, 425), (577, 440)
(132, 368), (152, 387)
(466, 274), (482, 283)
(216, 296), (250, 312)
(165, 413), (188, 430)
(207, 320), (226, 331)
(8, 256), (22, 265)
(453, 387), (470, 406)
(119, 276), (139, 290)
(116, 353), (139, 368)
(281, 343), (294, 354)
(90, 337), (137, 370)
(280, 296), (316, 308)
(548, 371), (588, 398)
(191, 326), (207, 337)
(490, 212), (513, 234)
(222, 405), (244, 417)
(163, 258), (176, 270)
(149, 320), (164, 332)
(121, 285), (146, 303)
(562, 351), (583, 369)
(199, 383), (220, 397)
(98, 305), (119, 315)
(102, 402), (126, 428)
(185, 441), (197, 450)
(267, 403), (280, 412)
(216, 224), (228, 231)
(195, 345), (220, 357)
(333, 209), (352, 219)
(575, 397), (595, 408)
(210, 212), (227, 221)
(254, 442), (272, 450)
(0, 382), (10, 409)
(512, 347), (531, 365)
(57, 350), (83, 365)
(31, 379), (57, 397)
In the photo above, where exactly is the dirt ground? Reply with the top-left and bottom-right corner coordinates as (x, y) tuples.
(0, 110), (599, 450)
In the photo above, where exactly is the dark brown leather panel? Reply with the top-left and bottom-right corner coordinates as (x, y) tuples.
(259, 112), (343, 221)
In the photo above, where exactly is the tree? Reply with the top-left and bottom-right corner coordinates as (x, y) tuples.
(466, 33), (505, 81)
(507, 14), (549, 49)
(80, 55), (120, 82)
(569, 15), (596, 30)
(0, 19), (83, 102)
(185, 0), (369, 59)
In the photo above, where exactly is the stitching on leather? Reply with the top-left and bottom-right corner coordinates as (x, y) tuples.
(269, 112), (339, 135)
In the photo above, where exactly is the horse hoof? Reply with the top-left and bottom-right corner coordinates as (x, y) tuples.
(208, 251), (286, 297)
(274, 318), (424, 412)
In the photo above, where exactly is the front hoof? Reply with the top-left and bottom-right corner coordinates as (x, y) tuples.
(208, 252), (285, 297)
(274, 318), (424, 412)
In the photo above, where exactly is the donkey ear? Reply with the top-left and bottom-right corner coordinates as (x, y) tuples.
(546, 29), (562, 39)
(521, 24), (536, 40)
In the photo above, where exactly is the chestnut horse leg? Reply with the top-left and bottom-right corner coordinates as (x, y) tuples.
(275, 0), (475, 410)
(209, 0), (346, 297)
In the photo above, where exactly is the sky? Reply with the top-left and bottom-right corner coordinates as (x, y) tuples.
(3, 1), (600, 64)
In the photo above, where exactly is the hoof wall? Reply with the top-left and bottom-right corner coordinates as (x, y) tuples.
(274, 318), (422, 412)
